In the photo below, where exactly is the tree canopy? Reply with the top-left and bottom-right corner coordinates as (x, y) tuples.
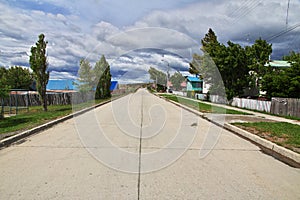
(190, 28), (273, 100)
(77, 59), (94, 93)
(261, 51), (300, 98)
(29, 33), (49, 111)
(4, 66), (33, 90)
(77, 55), (111, 99)
(148, 67), (167, 91)
(169, 71), (185, 90)
(94, 55), (111, 99)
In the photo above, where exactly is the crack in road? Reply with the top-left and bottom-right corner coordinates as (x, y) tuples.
(137, 91), (144, 200)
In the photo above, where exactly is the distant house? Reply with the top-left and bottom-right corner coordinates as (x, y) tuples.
(186, 76), (203, 97)
(47, 79), (118, 92)
(47, 79), (75, 91)
(110, 81), (118, 91)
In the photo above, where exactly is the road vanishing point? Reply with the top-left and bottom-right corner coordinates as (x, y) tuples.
(1, 89), (299, 199)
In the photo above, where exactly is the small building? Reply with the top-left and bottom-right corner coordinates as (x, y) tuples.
(186, 76), (203, 97)
(47, 79), (75, 91)
(110, 81), (118, 91)
(47, 79), (118, 92)
(264, 60), (291, 68)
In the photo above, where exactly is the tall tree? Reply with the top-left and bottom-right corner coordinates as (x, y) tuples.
(246, 38), (272, 94)
(94, 55), (111, 99)
(222, 41), (250, 100)
(29, 34), (49, 111)
(191, 29), (273, 100)
(201, 28), (220, 58)
(148, 67), (167, 91)
(6, 66), (33, 89)
(77, 59), (94, 93)
(170, 71), (185, 90)
(190, 28), (226, 96)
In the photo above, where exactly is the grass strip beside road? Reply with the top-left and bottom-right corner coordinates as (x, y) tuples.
(159, 94), (249, 115)
(0, 98), (110, 135)
(232, 122), (300, 153)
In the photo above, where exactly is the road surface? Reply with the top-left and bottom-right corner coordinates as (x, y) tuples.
(0, 89), (299, 199)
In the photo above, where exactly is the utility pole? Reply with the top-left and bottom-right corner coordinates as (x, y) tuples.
(286, 0), (290, 29)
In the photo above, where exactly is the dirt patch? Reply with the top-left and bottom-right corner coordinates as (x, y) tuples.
(226, 115), (275, 123)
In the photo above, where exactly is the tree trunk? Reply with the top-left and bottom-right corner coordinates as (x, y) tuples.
(0, 98), (4, 119)
(40, 88), (47, 111)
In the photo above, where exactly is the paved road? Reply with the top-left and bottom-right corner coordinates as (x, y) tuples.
(0, 89), (299, 199)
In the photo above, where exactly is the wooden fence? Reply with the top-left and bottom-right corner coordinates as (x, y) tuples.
(2, 92), (95, 107)
(270, 98), (300, 118)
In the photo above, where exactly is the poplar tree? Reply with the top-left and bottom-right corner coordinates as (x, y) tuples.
(29, 34), (49, 111)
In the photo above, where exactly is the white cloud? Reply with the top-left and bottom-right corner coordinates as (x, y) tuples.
(1, 0), (300, 81)
(50, 71), (77, 80)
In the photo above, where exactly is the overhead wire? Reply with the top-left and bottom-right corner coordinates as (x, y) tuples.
(266, 23), (300, 42)
(231, 0), (262, 25)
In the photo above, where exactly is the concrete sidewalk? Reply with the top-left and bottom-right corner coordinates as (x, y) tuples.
(174, 95), (300, 125)
(158, 94), (300, 167)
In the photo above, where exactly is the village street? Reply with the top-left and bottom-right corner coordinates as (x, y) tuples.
(0, 89), (299, 199)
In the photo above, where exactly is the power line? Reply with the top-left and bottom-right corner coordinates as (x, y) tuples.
(228, 0), (254, 18)
(231, 0), (261, 25)
(266, 23), (300, 42)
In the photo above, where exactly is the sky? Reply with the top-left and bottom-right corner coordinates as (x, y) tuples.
(0, 0), (299, 83)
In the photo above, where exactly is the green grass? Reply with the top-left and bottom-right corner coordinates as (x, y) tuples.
(0, 97), (112, 135)
(232, 122), (300, 151)
(229, 105), (300, 121)
(159, 94), (249, 115)
(0, 105), (73, 135)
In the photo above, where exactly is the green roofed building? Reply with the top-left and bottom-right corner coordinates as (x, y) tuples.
(186, 76), (203, 98)
(264, 60), (291, 68)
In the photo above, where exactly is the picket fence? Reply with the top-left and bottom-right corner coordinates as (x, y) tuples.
(231, 98), (271, 113)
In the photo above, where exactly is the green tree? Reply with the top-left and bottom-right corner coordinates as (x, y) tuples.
(222, 41), (250, 100)
(148, 67), (167, 91)
(0, 68), (10, 119)
(262, 51), (300, 98)
(77, 59), (94, 93)
(190, 29), (226, 97)
(246, 38), (272, 94)
(0, 67), (7, 78)
(94, 55), (111, 99)
(29, 33), (49, 111)
(6, 66), (33, 89)
(201, 28), (221, 58)
(189, 53), (201, 75)
(170, 71), (185, 90)
(191, 29), (272, 100)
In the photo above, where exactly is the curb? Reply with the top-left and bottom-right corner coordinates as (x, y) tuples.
(224, 123), (300, 168)
(157, 94), (300, 168)
(0, 99), (112, 149)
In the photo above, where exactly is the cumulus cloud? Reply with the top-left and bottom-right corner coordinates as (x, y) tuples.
(132, 0), (300, 56)
(1, 0), (299, 81)
(108, 48), (190, 83)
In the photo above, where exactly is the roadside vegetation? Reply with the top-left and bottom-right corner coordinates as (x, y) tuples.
(0, 105), (72, 135)
(159, 94), (249, 115)
(0, 98), (112, 136)
(232, 122), (300, 153)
